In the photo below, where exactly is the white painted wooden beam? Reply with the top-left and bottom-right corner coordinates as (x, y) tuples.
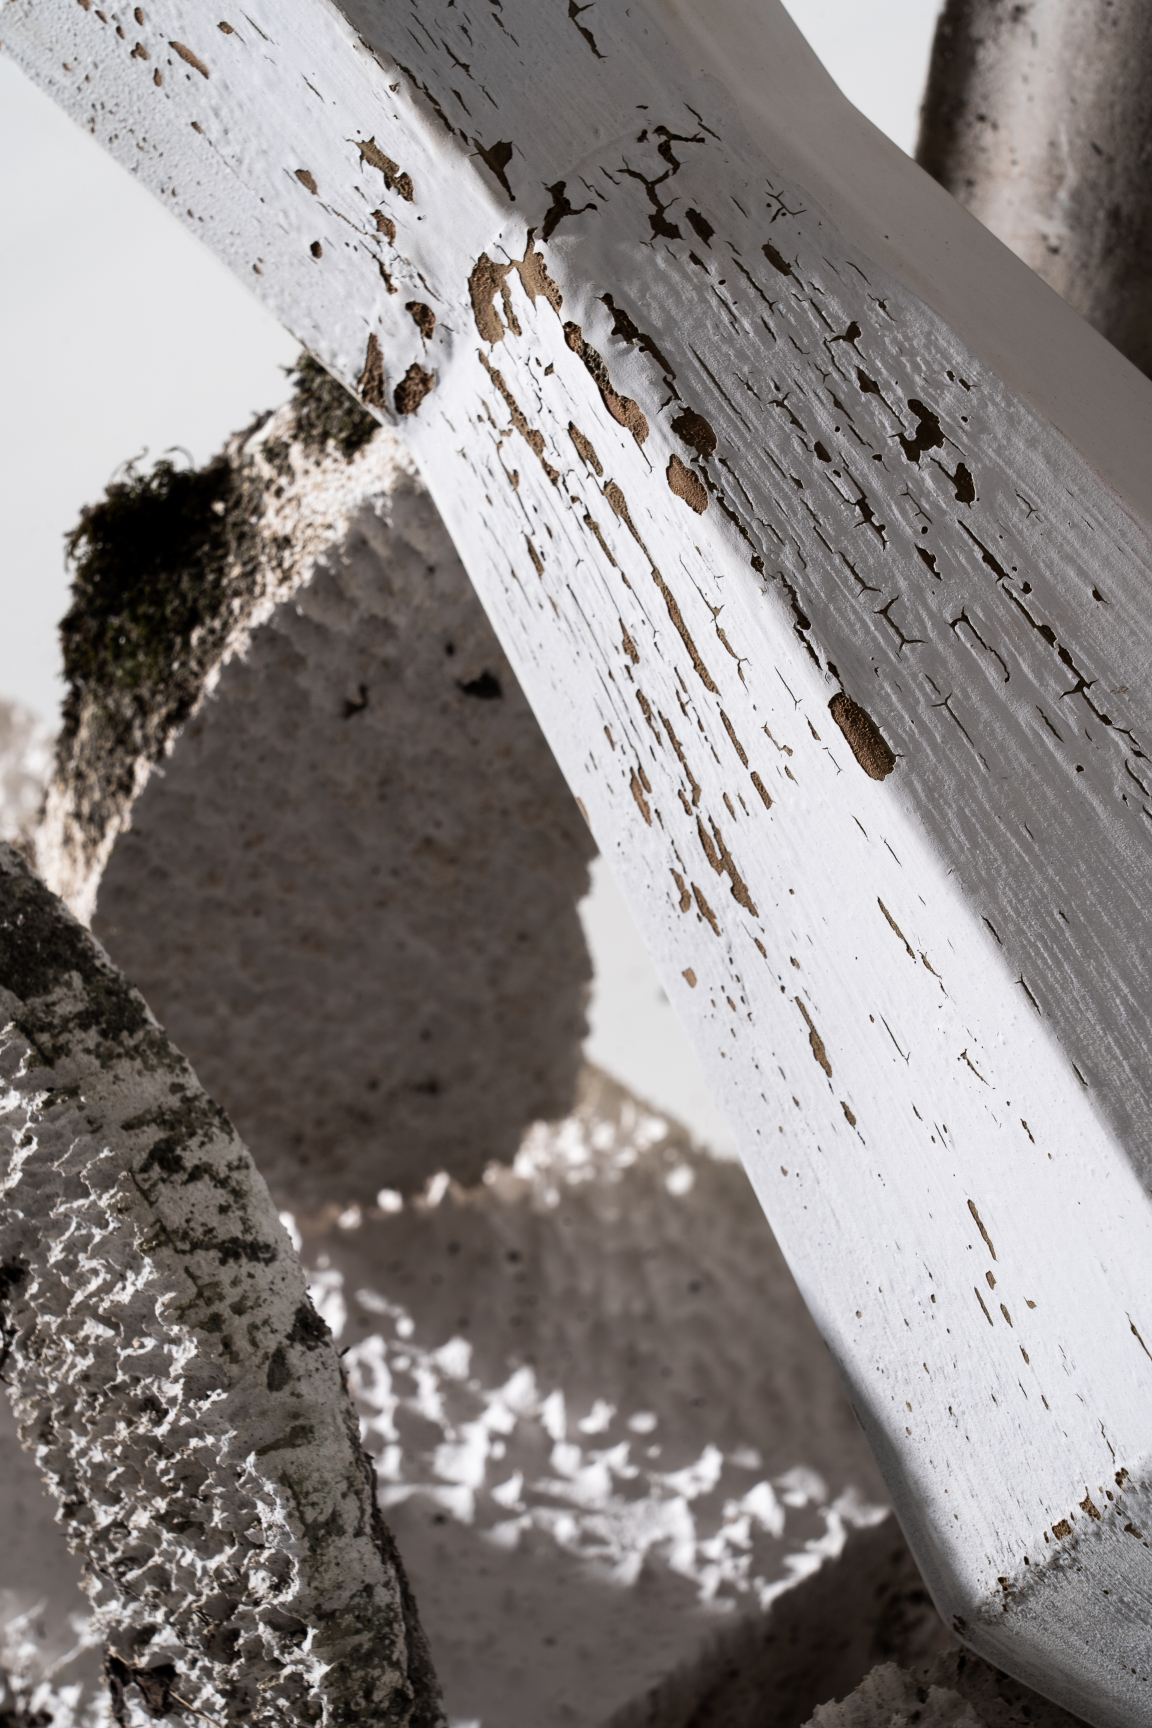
(6, 1), (1152, 1720)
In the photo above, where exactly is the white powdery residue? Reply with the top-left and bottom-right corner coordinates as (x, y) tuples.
(306, 1071), (892, 1668)
(431, 1337), (473, 1381)
(305, 1265), (347, 1340)
(540, 1389), (567, 1443)
(657, 1443), (726, 1501)
(423, 1172), (451, 1209)
(341, 1279), (828, 1605)
(489, 1473), (524, 1512)
(777, 1465), (831, 1507)
(278, 1211), (303, 1252)
(434, 1421), (496, 1493)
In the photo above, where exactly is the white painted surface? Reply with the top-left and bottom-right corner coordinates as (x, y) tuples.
(0, 3), (934, 1149)
(7, 0), (1152, 1718)
(579, 857), (738, 1157)
(0, 47), (740, 1154)
(0, 5), (932, 730)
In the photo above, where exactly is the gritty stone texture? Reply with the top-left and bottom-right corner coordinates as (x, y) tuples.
(0, 843), (442, 1728)
(38, 361), (594, 1208)
(295, 1067), (952, 1727)
(916, 1), (1152, 378)
(805, 1647), (1087, 1728)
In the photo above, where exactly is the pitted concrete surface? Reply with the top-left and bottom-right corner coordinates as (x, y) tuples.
(1, 394), (943, 1725)
(0, 1026), (947, 1727)
(0, 1389), (103, 1727)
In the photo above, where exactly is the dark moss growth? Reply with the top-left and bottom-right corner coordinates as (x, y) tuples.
(288, 352), (379, 460)
(182, 1234), (279, 1267)
(63, 454), (235, 718)
(0, 851), (151, 1058)
(52, 354), (377, 884)
(129, 1093), (240, 1189)
(58, 452), (266, 859)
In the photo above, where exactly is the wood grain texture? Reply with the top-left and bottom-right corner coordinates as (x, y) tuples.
(6, 0), (1152, 1718)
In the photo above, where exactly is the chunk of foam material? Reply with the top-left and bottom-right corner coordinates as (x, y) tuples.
(37, 364), (595, 1208)
(0, 843), (443, 1728)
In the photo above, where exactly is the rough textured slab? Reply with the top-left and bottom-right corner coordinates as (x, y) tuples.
(305, 1064), (910, 1725)
(0, 843), (442, 1728)
(37, 367), (593, 1207)
(10, 0), (1152, 1717)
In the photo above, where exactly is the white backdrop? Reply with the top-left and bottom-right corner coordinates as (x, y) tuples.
(0, 0), (942, 1151)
